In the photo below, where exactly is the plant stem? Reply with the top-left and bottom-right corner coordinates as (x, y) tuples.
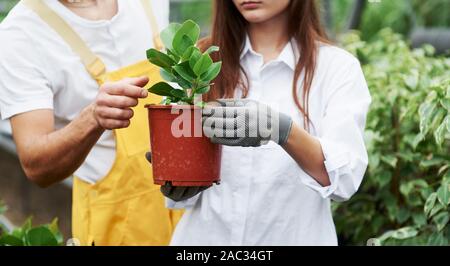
(391, 103), (404, 207)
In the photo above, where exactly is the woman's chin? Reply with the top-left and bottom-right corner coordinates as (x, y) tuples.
(243, 16), (269, 24)
(241, 12), (271, 24)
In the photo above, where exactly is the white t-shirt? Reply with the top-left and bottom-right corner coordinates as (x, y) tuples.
(0, 0), (169, 183)
(168, 37), (372, 245)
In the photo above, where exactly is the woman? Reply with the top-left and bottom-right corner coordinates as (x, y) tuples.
(0, 0), (182, 246)
(165, 0), (372, 245)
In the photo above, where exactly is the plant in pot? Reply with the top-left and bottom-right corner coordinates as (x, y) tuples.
(146, 20), (222, 187)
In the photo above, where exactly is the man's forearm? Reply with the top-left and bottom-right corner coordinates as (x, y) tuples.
(20, 104), (104, 187)
(12, 77), (150, 187)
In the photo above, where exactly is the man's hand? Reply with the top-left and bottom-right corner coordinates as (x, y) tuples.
(93, 76), (149, 130)
(145, 152), (210, 202)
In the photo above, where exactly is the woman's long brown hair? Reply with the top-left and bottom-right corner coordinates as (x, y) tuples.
(200, 0), (329, 129)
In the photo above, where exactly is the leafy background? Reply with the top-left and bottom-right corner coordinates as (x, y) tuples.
(0, 201), (63, 246)
(0, 0), (449, 246)
(336, 30), (449, 245)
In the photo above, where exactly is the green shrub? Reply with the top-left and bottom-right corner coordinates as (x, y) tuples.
(334, 29), (450, 246)
(329, 0), (450, 40)
(0, 202), (63, 246)
(0, 201), (7, 236)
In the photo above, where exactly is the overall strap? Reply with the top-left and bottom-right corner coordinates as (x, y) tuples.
(140, 0), (163, 51)
(22, 0), (164, 81)
(22, 0), (106, 80)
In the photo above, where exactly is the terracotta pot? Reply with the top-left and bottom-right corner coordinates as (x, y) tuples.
(146, 105), (222, 187)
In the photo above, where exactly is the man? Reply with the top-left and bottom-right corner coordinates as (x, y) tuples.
(0, 0), (182, 246)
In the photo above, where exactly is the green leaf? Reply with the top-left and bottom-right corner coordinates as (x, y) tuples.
(173, 63), (196, 82)
(412, 132), (426, 149)
(174, 35), (195, 56)
(175, 75), (193, 90)
(403, 71), (419, 90)
(196, 101), (207, 108)
(147, 49), (176, 69)
(430, 108), (447, 134)
(181, 46), (198, 62)
(437, 182), (450, 206)
(160, 23), (182, 51)
(148, 81), (187, 101)
(418, 93), (438, 136)
(11, 218), (31, 240)
(427, 232), (448, 246)
(440, 99), (450, 111)
(429, 204), (444, 218)
(148, 82), (176, 97)
(356, 48), (369, 65)
(170, 89), (187, 99)
(434, 120), (447, 147)
(400, 182), (413, 197)
(47, 218), (63, 246)
(167, 49), (181, 62)
(377, 171), (392, 188)
(378, 230), (394, 242)
(21, 217), (32, 234)
(421, 186), (434, 201)
(172, 20), (200, 50)
(0, 201), (6, 215)
(390, 227), (418, 240)
(412, 212), (427, 227)
(406, 193), (423, 207)
(400, 180), (428, 197)
(205, 46), (220, 54)
(381, 155), (398, 168)
(396, 208), (410, 224)
(424, 192), (437, 216)
(0, 235), (24, 246)
(11, 228), (24, 240)
(200, 62), (222, 82)
(420, 157), (446, 169)
(423, 44), (436, 56)
(25, 227), (58, 246)
(193, 54), (213, 77)
(195, 85), (211, 95)
(189, 49), (202, 70)
(447, 115), (450, 132)
(160, 69), (177, 83)
(432, 212), (449, 232)
(161, 98), (172, 105)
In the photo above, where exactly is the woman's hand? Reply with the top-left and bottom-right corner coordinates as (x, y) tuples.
(93, 76), (149, 130)
(203, 99), (330, 186)
(202, 99), (293, 147)
(145, 152), (211, 202)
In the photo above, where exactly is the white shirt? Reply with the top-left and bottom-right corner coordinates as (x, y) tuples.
(168, 38), (372, 246)
(0, 0), (169, 184)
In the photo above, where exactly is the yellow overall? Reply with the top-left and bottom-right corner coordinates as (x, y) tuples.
(23, 0), (183, 246)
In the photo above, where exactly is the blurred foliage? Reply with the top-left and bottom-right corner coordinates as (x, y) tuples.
(0, 200), (7, 236)
(0, 201), (63, 246)
(1, 0), (450, 38)
(170, 0), (212, 36)
(413, 0), (450, 27)
(0, 0), (17, 22)
(330, 0), (450, 40)
(334, 29), (450, 246)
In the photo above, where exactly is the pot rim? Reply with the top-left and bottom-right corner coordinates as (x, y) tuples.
(145, 104), (202, 110)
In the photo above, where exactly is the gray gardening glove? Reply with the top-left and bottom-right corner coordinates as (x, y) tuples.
(202, 99), (293, 147)
(145, 152), (210, 202)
